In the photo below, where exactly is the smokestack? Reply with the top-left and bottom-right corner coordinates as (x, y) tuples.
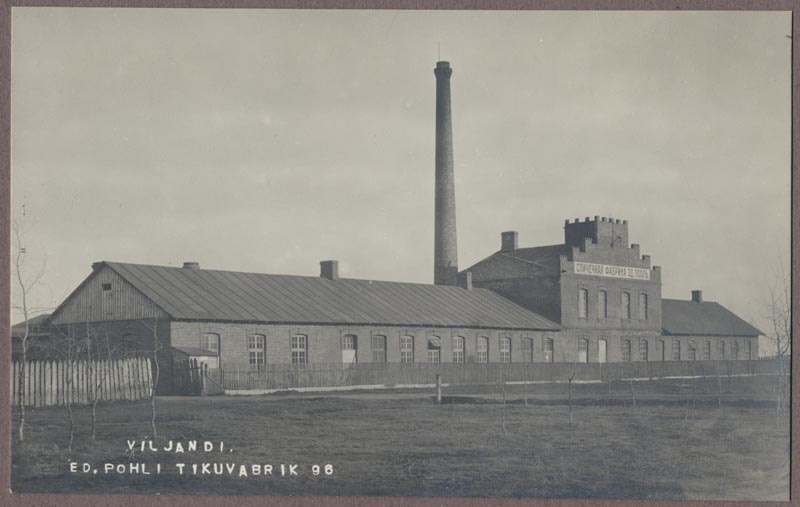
(433, 61), (458, 286)
(691, 290), (703, 303)
(320, 260), (339, 281)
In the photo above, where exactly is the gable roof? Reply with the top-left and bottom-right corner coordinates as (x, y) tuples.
(88, 262), (558, 331)
(11, 314), (52, 338)
(464, 244), (565, 278)
(662, 299), (761, 337)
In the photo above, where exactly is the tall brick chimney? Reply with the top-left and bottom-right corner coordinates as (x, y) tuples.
(433, 61), (458, 286)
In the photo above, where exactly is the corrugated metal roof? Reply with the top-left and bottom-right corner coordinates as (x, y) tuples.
(103, 262), (559, 331)
(662, 299), (761, 337)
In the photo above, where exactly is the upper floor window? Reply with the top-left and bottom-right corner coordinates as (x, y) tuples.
(372, 335), (386, 363)
(452, 336), (465, 363)
(248, 334), (265, 369)
(622, 339), (632, 362)
(499, 337), (511, 363)
(522, 338), (534, 362)
(543, 337), (554, 363)
(639, 338), (648, 361)
(201, 333), (220, 353)
(400, 335), (414, 363)
(291, 334), (307, 364)
(639, 293), (648, 320)
(598, 290), (608, 319)
(578, 289), (588, 319)
(477, 337), (489, 363)
(622, 292), (631, 320)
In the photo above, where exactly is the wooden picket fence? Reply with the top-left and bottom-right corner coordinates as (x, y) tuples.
(10, 357), (153, 407)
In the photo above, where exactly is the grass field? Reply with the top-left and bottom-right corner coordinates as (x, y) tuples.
(10, 376), (789, 500)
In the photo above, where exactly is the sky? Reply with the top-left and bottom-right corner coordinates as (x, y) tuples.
(10, 8), (791, 338)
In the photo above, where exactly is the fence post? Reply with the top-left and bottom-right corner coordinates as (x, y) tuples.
(201, 363), (207, 396)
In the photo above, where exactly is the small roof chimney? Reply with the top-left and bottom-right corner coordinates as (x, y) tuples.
(501, 231), (518, 253)
(691, 290), (703, 303)
(183, 262), (200, 269)
(320, 260), (339, 281)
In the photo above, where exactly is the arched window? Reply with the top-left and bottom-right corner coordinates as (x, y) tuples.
(543, 337), (554, 363)
(522, 338), (534, 362)
(341, 334), (357, 364)
(400, 335), (414, 363)
(718, 340), (725, 360)
(672, 339), (681, 361)
(732, 341), (739, 360)
(598, 338), (607, 363)
(578, 338), (589, 362)
(201, 333), (220, 353)
(291, 334), (307, 364)
(248, 334), (265, 369)
(452, 336), (465, 363)
(688, 342), (697, 361)
(703, 341), (711, 361)
(427, 336), (441, 363)
(657, 340), (665, 361)
(499, 337), (511, 363)
(639, 293), (648, 320)
(578, 289), (588, 319)
(639, 339), (648, 361)
(598, 290), (608, 319)
(371, 335), (386, 363)
(477, 337), (489, 363)
(622, 292), (631, 320)
(622, 339), (632, 362)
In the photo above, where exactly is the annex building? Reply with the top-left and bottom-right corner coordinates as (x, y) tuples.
(24, 61), (761, 392)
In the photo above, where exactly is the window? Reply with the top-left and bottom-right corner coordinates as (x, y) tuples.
(477, 337), (489, 363)
(543, 337), (554, 363)
(578, 338), (588, 363)
(201, 333), (220, 353)
(746, 341), (752, 360)
(291, 334), (307, 364)
(371, 335), (386, 363)
(248, 334), (265, 369)
(639, 338), (648, 361)
(718, 339), (725, 360)
(638, 293), (648, 320)
(598, 290), (608, 319)
(341, 334), (357, 364)
(400, 335), (414, 363)
(578, 289), (588, 319)
(427, 337), (441, 363)
(732, 341), (739, 360)
(672, 339), (681, 361)
(622, 292), (631, 319)
(499, 337), (511, 363)
(598, 338), (607, 363)
(688, 342), (696, 361)
(622, 339), (631, 362)
(703, 341), (711, 361)
(522, 338), (534, 362)
(452, 336), (465, 363)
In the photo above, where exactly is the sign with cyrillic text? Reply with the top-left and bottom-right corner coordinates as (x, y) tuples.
(573, 261), (651, 281)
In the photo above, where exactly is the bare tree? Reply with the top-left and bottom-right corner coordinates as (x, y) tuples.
(143, 317), (163, 439)
(11, 220), (47, 443)
(764, 264), (790, 421)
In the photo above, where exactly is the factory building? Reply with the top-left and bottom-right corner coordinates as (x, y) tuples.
(28, 60), (760, 389)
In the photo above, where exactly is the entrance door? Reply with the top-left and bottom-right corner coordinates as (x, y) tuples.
(341, 335), (357, 364)
(598, 339), (607, 363)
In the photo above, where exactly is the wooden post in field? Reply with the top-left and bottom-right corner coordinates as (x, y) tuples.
(629, 378), (636, 410)
(436, 374), (442, 404)
(568, 372), (574, 425)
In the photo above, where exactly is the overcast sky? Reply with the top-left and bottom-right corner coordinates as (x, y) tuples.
(10, 8), (791, 333)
